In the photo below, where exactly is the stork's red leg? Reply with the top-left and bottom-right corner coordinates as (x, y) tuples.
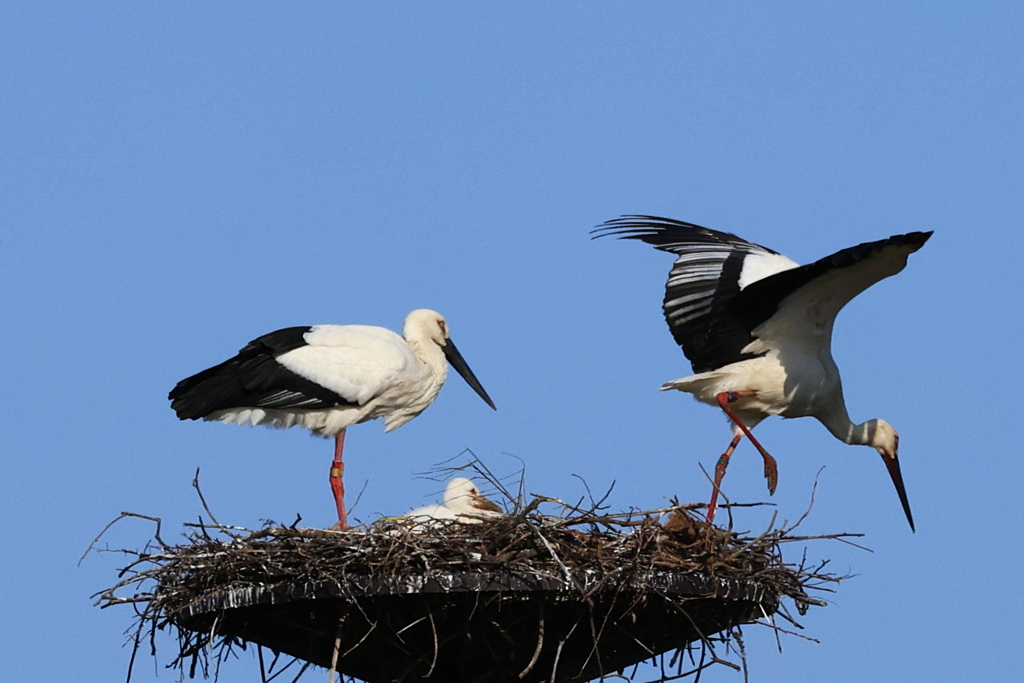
(715, 391), (778, 495)
(707, 432), (743, 527)
(330, 430), (348, 529)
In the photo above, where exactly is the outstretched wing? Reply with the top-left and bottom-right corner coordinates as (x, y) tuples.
(595, 215), (933, 371)
(740, 231), (933, 348)
(594, 215), (799, 372)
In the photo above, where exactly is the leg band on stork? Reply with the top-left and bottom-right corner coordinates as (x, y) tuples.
(705, 391), (778, 527)
(330, 430), (348, 529)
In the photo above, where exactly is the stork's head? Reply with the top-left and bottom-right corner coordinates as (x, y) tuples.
(444, 477), (503, 517)
(870, 419), (915, 532)
(404, 309), (496, 410)
(404, 309), (449, 345)
(872, 419), (899, 460)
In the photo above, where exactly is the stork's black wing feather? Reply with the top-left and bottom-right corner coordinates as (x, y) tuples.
(593, 216), (784, 372)
(594, 215), (933, 373)
(169, 326), (354, 420)
(731, 230), (934, 330)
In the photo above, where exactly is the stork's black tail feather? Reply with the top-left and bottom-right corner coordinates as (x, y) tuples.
(169, 326), (348, 419)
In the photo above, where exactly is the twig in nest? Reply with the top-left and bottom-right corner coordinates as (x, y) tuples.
(781, 466), (824, 535)
(191, 468), (226, 529)
(518, 606), (545, 680)
(571, 473), (616, 512)
(549, 620), (579, 683)
(425, 610), (439, 678)
(79, 511), (166, 566)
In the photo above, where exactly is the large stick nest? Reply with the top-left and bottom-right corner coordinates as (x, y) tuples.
(93, 469), (856, 683)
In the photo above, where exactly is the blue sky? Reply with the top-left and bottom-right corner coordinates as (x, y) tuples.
(2, 3), (1022, 681)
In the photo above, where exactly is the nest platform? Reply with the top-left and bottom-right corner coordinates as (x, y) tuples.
(174, 565), (776, 682)
(97, 500), (846, 682)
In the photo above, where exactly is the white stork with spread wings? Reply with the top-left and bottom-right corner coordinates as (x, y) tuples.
(595, 216), (930, 530)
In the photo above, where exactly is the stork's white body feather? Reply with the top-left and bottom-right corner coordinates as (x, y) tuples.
(207, 317), (451, 435)
(406, 504), (459, 521)
(405, 477), (502, 529)
(664, 233), (919, 433)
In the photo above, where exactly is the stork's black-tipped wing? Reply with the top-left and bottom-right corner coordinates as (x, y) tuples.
(169, 327), (353, 420)
(595, 215), (933, 372)
(594, 216), (793, 372)
(733, 230), (933, 334)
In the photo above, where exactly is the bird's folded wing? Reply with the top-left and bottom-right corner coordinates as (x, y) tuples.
(275, 325), (416, 405)
(169, 326), (351, 418)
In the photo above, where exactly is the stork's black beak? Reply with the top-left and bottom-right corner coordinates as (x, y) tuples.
(881, 449), (915, 532)
(443, 338), (496, 410)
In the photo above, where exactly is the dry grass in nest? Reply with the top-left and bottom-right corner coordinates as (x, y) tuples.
(90, 466), (860, 683)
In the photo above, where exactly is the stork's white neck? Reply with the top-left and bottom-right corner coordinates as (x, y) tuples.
(837, 420), (874, 447)
(820, 410), (888, 450)
(400, 312), (446, 378)
(406, 337), (448, 381)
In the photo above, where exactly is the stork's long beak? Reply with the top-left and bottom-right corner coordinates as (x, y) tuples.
(472, 492), (503, 513)
(881, 449), (915, 532)
(443, 338), (496, 410)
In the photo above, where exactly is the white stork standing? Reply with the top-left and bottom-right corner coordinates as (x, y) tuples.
(405, 477), (503, 528)
(595, 216), (931, 530)
(169, 309), (496, 529)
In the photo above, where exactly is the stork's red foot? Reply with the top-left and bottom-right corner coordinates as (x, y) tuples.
(762, 453), (778, 496)
(715, 390), (778, 496)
